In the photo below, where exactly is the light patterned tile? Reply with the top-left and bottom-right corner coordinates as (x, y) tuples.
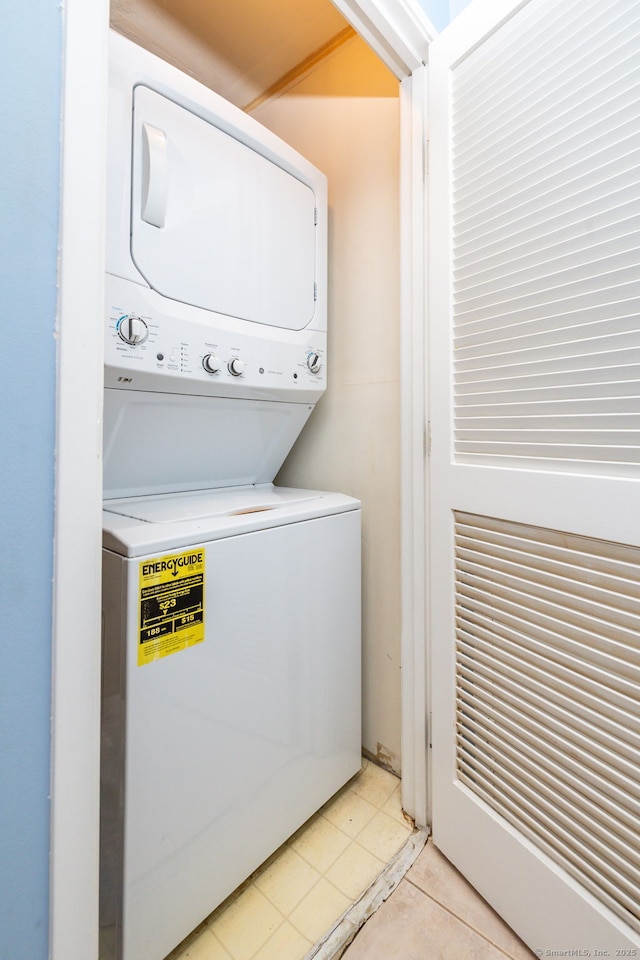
(406, 842), (536, 960)
(342, 878), (522, 960)
(252, 921), (312, 960)
(289, 877), (351, 943)
(322, 790), (378, 839)
(325, 842), (385, 900)
(351, 761), (399, 809)
(165, 924), (233, 960)
(255, 846), (321, 915)
(356, 809), (412, 862)
(291, 814), (351, 873)
(208, 885), (283, 960)
(381, 783), (412, 826)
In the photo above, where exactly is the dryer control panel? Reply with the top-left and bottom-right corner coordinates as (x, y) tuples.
(105, 275), (326, 404)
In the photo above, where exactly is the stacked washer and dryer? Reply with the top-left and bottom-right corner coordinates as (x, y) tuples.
(100, 31), (362, 960)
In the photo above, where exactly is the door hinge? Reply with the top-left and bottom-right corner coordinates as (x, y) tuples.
(313, 282), (317, 302)
(425, 421), (431, 457)
(424, 138), (429, 176)
(314, 207), (318, 225)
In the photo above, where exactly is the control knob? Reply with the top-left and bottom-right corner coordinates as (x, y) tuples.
(306, 352), (321, 374)
(228, 357), (246, 377)
(117, 315), (148, 345)
(202, 354), (222, 374)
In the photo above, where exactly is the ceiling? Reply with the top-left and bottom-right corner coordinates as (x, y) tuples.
(111, 0), (354, 108)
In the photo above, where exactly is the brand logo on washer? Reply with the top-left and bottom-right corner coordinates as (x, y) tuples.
(142, 553), (203, 577)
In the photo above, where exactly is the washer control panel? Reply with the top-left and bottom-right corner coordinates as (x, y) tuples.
(105, 278), (326, 402)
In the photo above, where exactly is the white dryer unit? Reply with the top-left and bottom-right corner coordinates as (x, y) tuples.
(104, 29), (328, 500)
(101, 31), (361, 960)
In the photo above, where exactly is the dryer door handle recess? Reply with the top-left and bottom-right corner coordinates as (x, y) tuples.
(141, 123), (168, 228)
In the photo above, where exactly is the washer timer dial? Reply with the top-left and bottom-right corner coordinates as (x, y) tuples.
(306, 352), (321, 374)
(117, 315), (149, 345)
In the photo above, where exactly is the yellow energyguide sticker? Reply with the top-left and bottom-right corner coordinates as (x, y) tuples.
(138, 548), (205, 666)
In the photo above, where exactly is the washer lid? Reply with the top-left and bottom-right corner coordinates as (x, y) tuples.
(102, 389), (314, 500)
(105, 484), (321, 523)
(102, 485), (361, 556)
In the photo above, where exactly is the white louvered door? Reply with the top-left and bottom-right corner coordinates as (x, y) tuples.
(428, 0), (640, 950)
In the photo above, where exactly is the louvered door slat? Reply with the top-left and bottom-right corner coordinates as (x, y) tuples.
(456, 664), (640, 816)
(454, 237), (640, 308)
(454, 513), (640, 933)
(456, 716), (640, 875)
(450, 0), (640, 476)
(455, 184), (639, 270)
(453, 0), (631, 118)
(456, 657), (640, 798)
(456, 628), (640, 758)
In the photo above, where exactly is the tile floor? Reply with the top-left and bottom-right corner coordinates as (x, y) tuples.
(341, 839), (536, 960)
(166, 759), (414, 960)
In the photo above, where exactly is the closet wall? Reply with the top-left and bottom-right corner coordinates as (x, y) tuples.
(255, 40), (402, 773)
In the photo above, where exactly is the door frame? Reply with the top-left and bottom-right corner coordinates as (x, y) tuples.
(51, 2), (434, 957)
(333, 0), (435, 828)
(50, 1), (108, 958)
(398, 62), (430, 826)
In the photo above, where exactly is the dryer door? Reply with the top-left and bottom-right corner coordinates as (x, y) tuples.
(130, 86), (318, 331)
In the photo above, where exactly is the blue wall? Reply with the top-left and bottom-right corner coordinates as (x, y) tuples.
(0, 3), (62, 958)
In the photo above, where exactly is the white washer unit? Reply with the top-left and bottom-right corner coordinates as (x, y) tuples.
(100, 31), (361, 960)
